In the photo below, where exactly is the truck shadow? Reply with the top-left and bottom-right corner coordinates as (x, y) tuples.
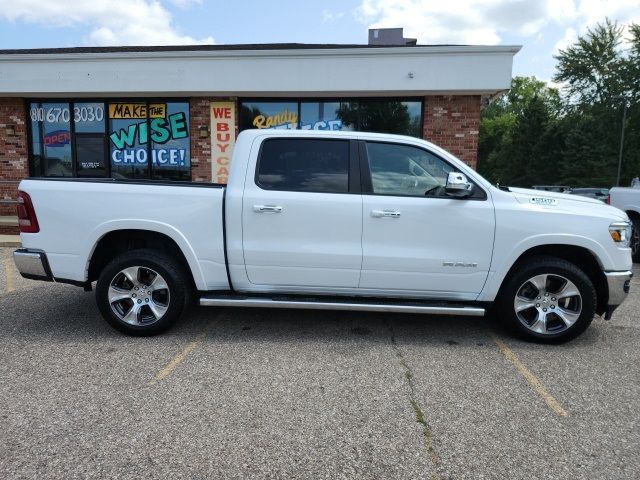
(191, 305), (500, 348)
(0, 282), (601, 348)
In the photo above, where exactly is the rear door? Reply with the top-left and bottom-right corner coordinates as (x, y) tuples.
(241, 137), (363, 289)
(359, 141), (495, 299)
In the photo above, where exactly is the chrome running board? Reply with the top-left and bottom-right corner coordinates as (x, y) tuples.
(199, 296), (485, 316)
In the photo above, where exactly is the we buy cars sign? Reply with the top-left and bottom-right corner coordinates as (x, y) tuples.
(210, 102), (236, 184)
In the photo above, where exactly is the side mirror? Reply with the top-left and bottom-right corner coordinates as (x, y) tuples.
(445, 172), (475, 198)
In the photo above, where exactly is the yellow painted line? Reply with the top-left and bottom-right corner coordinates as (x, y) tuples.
(148, 329), (208, 386)
(5, 259), (15, 293)
(490, 333), (568, 417)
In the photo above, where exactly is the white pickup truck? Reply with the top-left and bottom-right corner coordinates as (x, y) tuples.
(13, 130), (633, 342)
(609, 186), (640, 262)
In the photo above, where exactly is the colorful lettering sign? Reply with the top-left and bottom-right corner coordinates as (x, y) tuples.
(211, 101), (236, 184)
(109, 107), (189, 167)
(108, 103), (166, 119)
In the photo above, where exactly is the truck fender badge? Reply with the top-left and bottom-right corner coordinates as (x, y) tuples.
(443, 261), (478, 268)
(529, 197), (558, 206)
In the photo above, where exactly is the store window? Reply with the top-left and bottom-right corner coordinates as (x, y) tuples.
(28, 100), (191, 181)
(74, 102), (107, 177)
(108, 101), (190, 181)
(240, 99), (422, 137)
(240, 101), (298, 130)
(151, 102), (190, 181)
(29, 102), (73, 177)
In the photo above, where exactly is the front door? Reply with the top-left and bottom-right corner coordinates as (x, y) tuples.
(242, 137), (362, 289)
(359, 141), (495, 299)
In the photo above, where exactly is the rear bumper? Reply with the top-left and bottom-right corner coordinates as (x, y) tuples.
(603, 270), (633, 319)
(13, 248), (53, 282)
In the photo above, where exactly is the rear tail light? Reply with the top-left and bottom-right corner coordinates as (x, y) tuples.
(16, 190), (40, 233)
(605, 196), (610, 204)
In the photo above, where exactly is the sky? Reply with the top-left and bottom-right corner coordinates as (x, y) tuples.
(0, 0), (639, 83)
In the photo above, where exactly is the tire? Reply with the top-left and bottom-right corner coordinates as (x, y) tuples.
(497, 256), (596, 343)
(96, 249), (189, 336)
(631, 218), (640, 263)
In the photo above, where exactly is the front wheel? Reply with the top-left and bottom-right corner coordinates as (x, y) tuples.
(96, 249), (189, 336)
(498, 256), (596, 343)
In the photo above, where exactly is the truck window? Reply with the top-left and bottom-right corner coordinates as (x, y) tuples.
(365, 141), (452, 197)
(257, 138), (349, 193)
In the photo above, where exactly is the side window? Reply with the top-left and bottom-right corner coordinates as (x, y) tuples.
(365, 142), (454, 197)
(257, 138), (349, 193)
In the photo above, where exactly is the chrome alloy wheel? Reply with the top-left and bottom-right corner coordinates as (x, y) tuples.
(513, 273), (582, 335)
(108, 266), (170, 325)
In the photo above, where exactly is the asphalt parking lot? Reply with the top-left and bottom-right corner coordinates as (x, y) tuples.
(1, 246), (639, 479)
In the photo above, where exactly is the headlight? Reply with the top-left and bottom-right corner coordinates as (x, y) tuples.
(609, 221), (632, 247)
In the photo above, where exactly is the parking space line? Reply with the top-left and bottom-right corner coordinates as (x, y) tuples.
(490, 333), (568, 417)
(5, 258), (15, 293)
(148, 329), (208, 386)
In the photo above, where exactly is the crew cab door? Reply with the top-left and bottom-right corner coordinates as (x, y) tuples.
(359, 141), (495, 299)
(241, 137), (362, 289)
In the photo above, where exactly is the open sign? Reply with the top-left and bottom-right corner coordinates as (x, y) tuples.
(43, 130), (71, 147)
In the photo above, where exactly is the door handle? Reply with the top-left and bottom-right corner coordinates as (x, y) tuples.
(371, 209), (401, 218)
(253, 205), (283, 213)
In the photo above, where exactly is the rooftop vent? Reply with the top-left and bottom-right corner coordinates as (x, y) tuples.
(368, 28), (417, 46)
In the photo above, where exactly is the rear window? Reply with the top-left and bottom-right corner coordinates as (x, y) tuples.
(256, 138), (349, 193)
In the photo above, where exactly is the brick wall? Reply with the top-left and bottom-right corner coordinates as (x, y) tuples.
(423, 95), (481, 169)
(0, 98), (27, 234)
(189, 97), (238, 183)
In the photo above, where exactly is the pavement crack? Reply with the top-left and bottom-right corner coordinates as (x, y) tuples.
(387, 322), (442, 478)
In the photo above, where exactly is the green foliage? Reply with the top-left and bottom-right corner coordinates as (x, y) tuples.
(479, 19), (640, 188)
(337, 101), (412, 135)
(478, 77), (562, 186)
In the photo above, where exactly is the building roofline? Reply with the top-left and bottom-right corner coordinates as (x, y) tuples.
(0, 43), (521, 60)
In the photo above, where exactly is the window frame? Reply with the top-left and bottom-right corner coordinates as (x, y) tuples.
(359, 140), (487, 201)
(74, 132), (109, 178)
(254, 137), (361, 195)
(239, 97), (424, 137)
(26, 97), (192, 181)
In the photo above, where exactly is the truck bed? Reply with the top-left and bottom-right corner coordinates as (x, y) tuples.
(19, 178), (229, 291)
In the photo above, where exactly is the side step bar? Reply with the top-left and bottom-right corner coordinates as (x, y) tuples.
(199, 296), (485, 316)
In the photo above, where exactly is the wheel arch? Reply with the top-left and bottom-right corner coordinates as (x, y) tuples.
(496, 244), (608, 316)
(626, 209), (640, 221)
(87, 228), (201, 290)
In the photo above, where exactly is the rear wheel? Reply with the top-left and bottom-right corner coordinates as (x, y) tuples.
(96, 249), (189, 336)
(498, 256), (596, 343)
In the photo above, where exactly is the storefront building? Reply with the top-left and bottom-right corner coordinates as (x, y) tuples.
(0, 37), (519, 233)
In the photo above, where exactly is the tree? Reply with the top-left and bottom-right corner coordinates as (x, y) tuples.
(479, 20), (640, 188)
(554, 19), (640, 185)
(337, 101), (411, 135)
(554, 19), (628, 105)
(478, 76), (561, 186)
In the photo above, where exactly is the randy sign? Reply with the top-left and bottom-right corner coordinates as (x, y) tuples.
(211, 102), (236, 184)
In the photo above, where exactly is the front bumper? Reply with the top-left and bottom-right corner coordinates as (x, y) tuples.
(603, 270), (633, 319)
(13, 248), (53, 282)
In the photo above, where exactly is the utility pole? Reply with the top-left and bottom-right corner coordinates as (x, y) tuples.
(615, 96), (628, 187)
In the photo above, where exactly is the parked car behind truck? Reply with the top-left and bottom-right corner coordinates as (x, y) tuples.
(13, 130), (633, 342)
(570, 188), (610, 203)
(609, 185), (640, 262)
